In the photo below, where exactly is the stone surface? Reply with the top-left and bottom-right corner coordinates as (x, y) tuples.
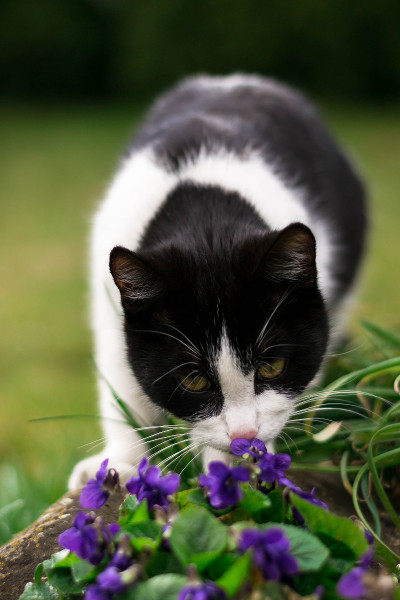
(0, 489), (122, 600)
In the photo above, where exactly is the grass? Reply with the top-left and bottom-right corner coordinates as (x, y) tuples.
(0, 100), (399, 545)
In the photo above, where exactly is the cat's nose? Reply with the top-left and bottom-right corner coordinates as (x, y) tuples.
(229, 429), (258, 441)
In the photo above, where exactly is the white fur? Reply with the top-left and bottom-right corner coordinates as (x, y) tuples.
(190, 332), (293, 464)
(69, 137), (335, 488)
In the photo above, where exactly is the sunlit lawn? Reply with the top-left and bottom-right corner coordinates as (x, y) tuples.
(0, 100), (399, 544)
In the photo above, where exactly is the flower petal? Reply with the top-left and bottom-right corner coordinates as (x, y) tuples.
(158, 472), (180, 495)
(231, 465), (250, 482)
(230, 439), (251, 456)
(85, 584), (112, 600)
(208, 461), (230, 477)
(250, 438), (267, 454)
(144, 465), (162, 487)
(97, 566), (126, 594)
(80, 479), (109, 509)
(138, 457), (148, 477)
(95, 458), (109, 484)
(337, 567), (366, 599)
(274, 453), (291, 470)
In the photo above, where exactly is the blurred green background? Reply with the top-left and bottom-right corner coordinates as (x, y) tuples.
(0, 0), (399, 543)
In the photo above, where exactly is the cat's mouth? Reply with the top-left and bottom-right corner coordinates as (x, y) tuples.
(201, 435), (270, 453)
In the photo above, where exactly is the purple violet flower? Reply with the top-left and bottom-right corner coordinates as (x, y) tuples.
(59, 512), (102, 565)
(199, 461), (250, 510)
(279, 477), (328, 523)
(126, 457), (180, 511)
(364, 529), (374, 546)
(258, 453), (292, 484)
(97, 566), (127, 595)
(230, 437), (268, 458)
(178, 580), (226, 600)
(85, 585), (112, 600)
(80, 459), (120, 510)
(239, 527), (298, 582)
(337, 567), (366, 599)
(106, 535), (132, 572)
(58, 511), (120, 566)
(85, 563), (139, 600)
(337, 541), (375, 600)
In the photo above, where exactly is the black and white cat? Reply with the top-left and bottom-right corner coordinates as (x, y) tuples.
(69, 75), (367, 489)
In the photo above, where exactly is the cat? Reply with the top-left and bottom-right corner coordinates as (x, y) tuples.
(68, 74), (367, 489)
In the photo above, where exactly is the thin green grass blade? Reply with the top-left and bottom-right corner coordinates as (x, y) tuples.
(28, 415), (120, 423)
(305, 356), (400, 434)
(378, 401), (400, 427)
(361, 320), (400, 350)
(360, 471), (381, 537)
(339, 450), (353, 495)
(367, 425), (400, 529)
(352, 461), (400, 567)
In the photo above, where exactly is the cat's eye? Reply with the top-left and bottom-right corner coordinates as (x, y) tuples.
(257, 358), (286, 380)
(179, 373), (210, 392)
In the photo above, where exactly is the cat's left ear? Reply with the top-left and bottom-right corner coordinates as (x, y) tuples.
(262, 223), (317, 285)
(109, 246), (165, 311)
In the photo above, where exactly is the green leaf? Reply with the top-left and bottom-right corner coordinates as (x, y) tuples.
(203, 554), (237, 580)
(43, 550), (84, 595)
(34, 563), (44, 584)
(293, 565), (338, 597)
(170, 505), (227, 566)
(255, 580), (296, 600)
(71, 559), (99, 584)
(176, 487), (197, 508)
(122, 493), (140, 512)
(125, 520), (163, 551)
(216, 552), (252, 597)
(119, 496), (150, 526)
(290, 494), (368, 559)
(186, 488), (210, 509)
(19, 581), (60, 600)
(269, 524), (330, 572)
(126, 519), (162, 537)
(237, 487), (272, 522)
(145, 551), (186, 577)
(43, 549), (75, 569)
(125, 574), (187, 600)
(190, 550), (227, 572)
(258, 489), (285, 522)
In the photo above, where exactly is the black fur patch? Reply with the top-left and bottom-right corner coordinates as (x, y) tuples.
(131, 75), (367, 305)
(113, 184), (329, 422)
(112, 75), (367, 422)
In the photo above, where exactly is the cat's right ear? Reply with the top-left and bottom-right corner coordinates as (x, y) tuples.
(109, 246), (164, 311)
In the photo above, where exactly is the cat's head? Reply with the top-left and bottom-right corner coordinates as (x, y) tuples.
(109, 222), (329, 453)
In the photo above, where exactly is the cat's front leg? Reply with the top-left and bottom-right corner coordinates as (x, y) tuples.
(68, 377), (161, 490)
(202, 446), (233, 469)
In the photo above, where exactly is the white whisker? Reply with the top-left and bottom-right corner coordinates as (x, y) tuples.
(164, 323), (201, 355)
(127, 432), (191, 455)
(278, 431), (296, 452)
(133, 328), (201, 357)
(152, 362), (198, 386)
(255, 286), (293, 349)
(157, 443), (198, 471)
(179, 446), (204, 476)
(293, 406), (376, 420)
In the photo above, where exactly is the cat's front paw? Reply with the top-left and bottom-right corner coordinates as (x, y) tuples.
(68, 455), (136, 490)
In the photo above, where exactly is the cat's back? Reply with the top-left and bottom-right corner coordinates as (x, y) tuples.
(94, 74), (366, 309)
